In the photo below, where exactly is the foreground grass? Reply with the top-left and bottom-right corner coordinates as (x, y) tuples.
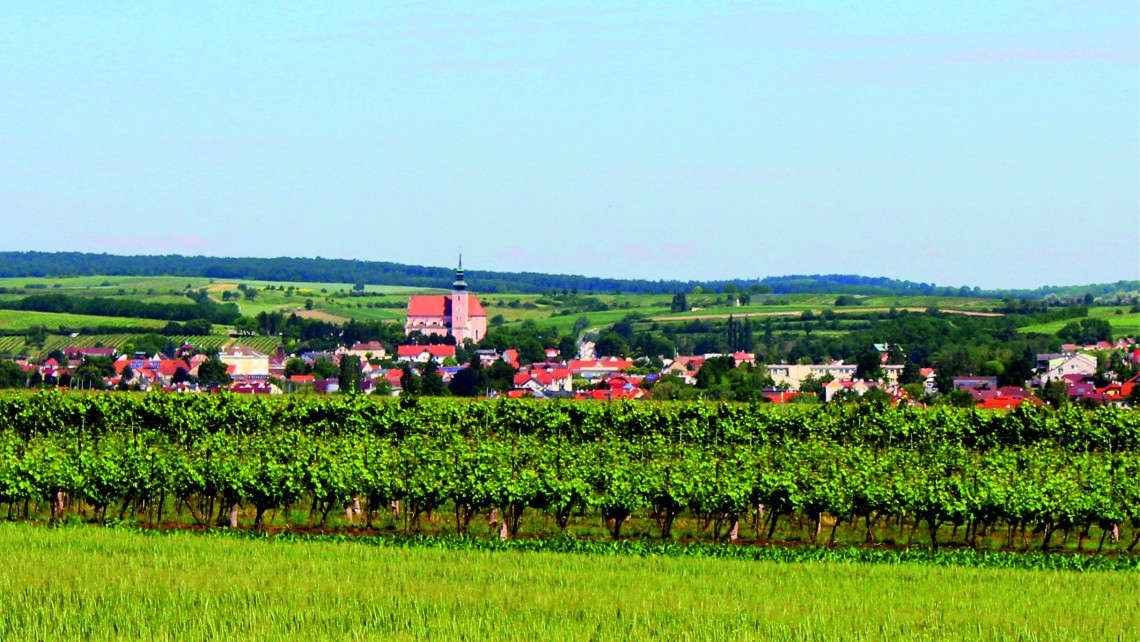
(0, 524), (1135, 640)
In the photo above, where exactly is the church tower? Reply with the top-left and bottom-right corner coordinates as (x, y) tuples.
(450, 255), (469, 342)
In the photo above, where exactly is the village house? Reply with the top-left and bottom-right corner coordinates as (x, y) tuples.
(64, 347), (116, 360)
(1035, 352), (1097, 383)
(512, 365), (574, 396)
(396, 344), (456, 364)
(217, 344), (271, 378)
(337, 341), (388, 361)
(765, 362), (905, 390)
(569, 357), (635, 380)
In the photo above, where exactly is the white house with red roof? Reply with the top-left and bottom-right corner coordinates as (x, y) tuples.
(338, 341), (388, 361)
(512, 365), (574, 394)
(405, 258), (488, 343)
(396, 344), (456, 363)
(218, 344), (270, 378)
(569, 357), (635, 380)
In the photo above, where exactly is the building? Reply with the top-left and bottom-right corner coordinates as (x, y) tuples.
(404, 258), (488, 343)
(217, 344), (270, 378)
(1035, 352), (1097, 383)
(396, 344), (456, 363)
(337, 341), (388, 361)
(766, 363), (905, 389)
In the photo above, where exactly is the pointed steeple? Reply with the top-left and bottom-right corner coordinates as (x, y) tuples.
(452, 254), (467, 291)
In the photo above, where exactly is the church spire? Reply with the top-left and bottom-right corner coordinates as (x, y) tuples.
(452, 254), (467, 291)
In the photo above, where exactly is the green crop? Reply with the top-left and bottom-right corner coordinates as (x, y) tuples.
(0, 391), (1138, 558)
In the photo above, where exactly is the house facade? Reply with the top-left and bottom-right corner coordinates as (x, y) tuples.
(1036, 352), (1097, 383)
(217, 344), (270, 378)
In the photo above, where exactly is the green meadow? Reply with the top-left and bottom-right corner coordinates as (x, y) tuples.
(0, 523), (1134, 641)
(0, 309), (165, 331)
(1018, 306), (1140, 340)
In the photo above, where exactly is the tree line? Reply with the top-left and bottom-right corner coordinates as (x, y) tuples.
(0, 293), (241, 324)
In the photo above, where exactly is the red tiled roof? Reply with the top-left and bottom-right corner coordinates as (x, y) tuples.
(407, 294), (487, 318)
(979, 396), (1044, 410)
(569, 358), (634, 372)
(397, 344), (456, 357)
(407, 295), (448, 317)
(467, 296), (487, 317)
(158, 359), (191, 376)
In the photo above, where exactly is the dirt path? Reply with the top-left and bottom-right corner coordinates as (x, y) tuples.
(293, 308), (352, 323)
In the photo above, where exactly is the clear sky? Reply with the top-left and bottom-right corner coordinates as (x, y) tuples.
(2, 1), (1137, 289)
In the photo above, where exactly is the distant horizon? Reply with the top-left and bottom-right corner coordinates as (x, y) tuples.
(1, 248), (1135, 293)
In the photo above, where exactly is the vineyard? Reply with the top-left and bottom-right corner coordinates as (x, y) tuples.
(2, 392), (1139, 556)
(0, 309), (166, 332)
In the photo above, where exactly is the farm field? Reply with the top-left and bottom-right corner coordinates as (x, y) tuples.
(0, 275), (215, 291)
(1018, 306), (1140, 340)
(0, 309), (165, 332)
(0, 275), (442, 322)
(0, 523), (1134, 641)
(0, 275), (440, 296)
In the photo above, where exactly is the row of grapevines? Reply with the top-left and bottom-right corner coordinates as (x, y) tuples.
(1, 391), (1137, 451)
(2, 424), (1138, 553)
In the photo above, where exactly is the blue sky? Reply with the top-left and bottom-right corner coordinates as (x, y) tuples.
(1, 1), (1136, 289)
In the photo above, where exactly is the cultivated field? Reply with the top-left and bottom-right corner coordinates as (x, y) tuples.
(0, 523), (1134, 641)
(1018, 306), (1140, 339)
(0, 309), (165, 332)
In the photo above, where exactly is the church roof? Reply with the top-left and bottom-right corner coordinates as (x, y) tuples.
(407, 294), (486, 317)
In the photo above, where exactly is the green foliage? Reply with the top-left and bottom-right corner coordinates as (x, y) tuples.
(670, 292), (689, 313)
(0, 361), (24, 388)
(449, 360), (486, 397)
(311, 358), (337, 380)
(196, 358), (231, 388)
(338, 355), (362, 394)
(400, 363), (420, 396)
(1, 524), (1137, 642)
(1057, 317), (1112, 344)
(0, 393), (1138, 560)
(594, 332), (629, 358)
(419, 361), (447, 396)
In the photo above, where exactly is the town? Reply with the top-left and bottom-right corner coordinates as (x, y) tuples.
(4, 263), (1137, 409)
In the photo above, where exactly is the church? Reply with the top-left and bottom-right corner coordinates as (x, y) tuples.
(404, 258), (488, 343)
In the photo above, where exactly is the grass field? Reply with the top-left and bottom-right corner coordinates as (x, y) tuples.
(0, 309), (165, 332)
(0, 523), (1133, 641)
(1, 274), (1134, 348)
(1018, 306), (1140, 339)
(0, 275), (440, 296)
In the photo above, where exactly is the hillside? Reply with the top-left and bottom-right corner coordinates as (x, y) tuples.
(2, 251), (1135, 298)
